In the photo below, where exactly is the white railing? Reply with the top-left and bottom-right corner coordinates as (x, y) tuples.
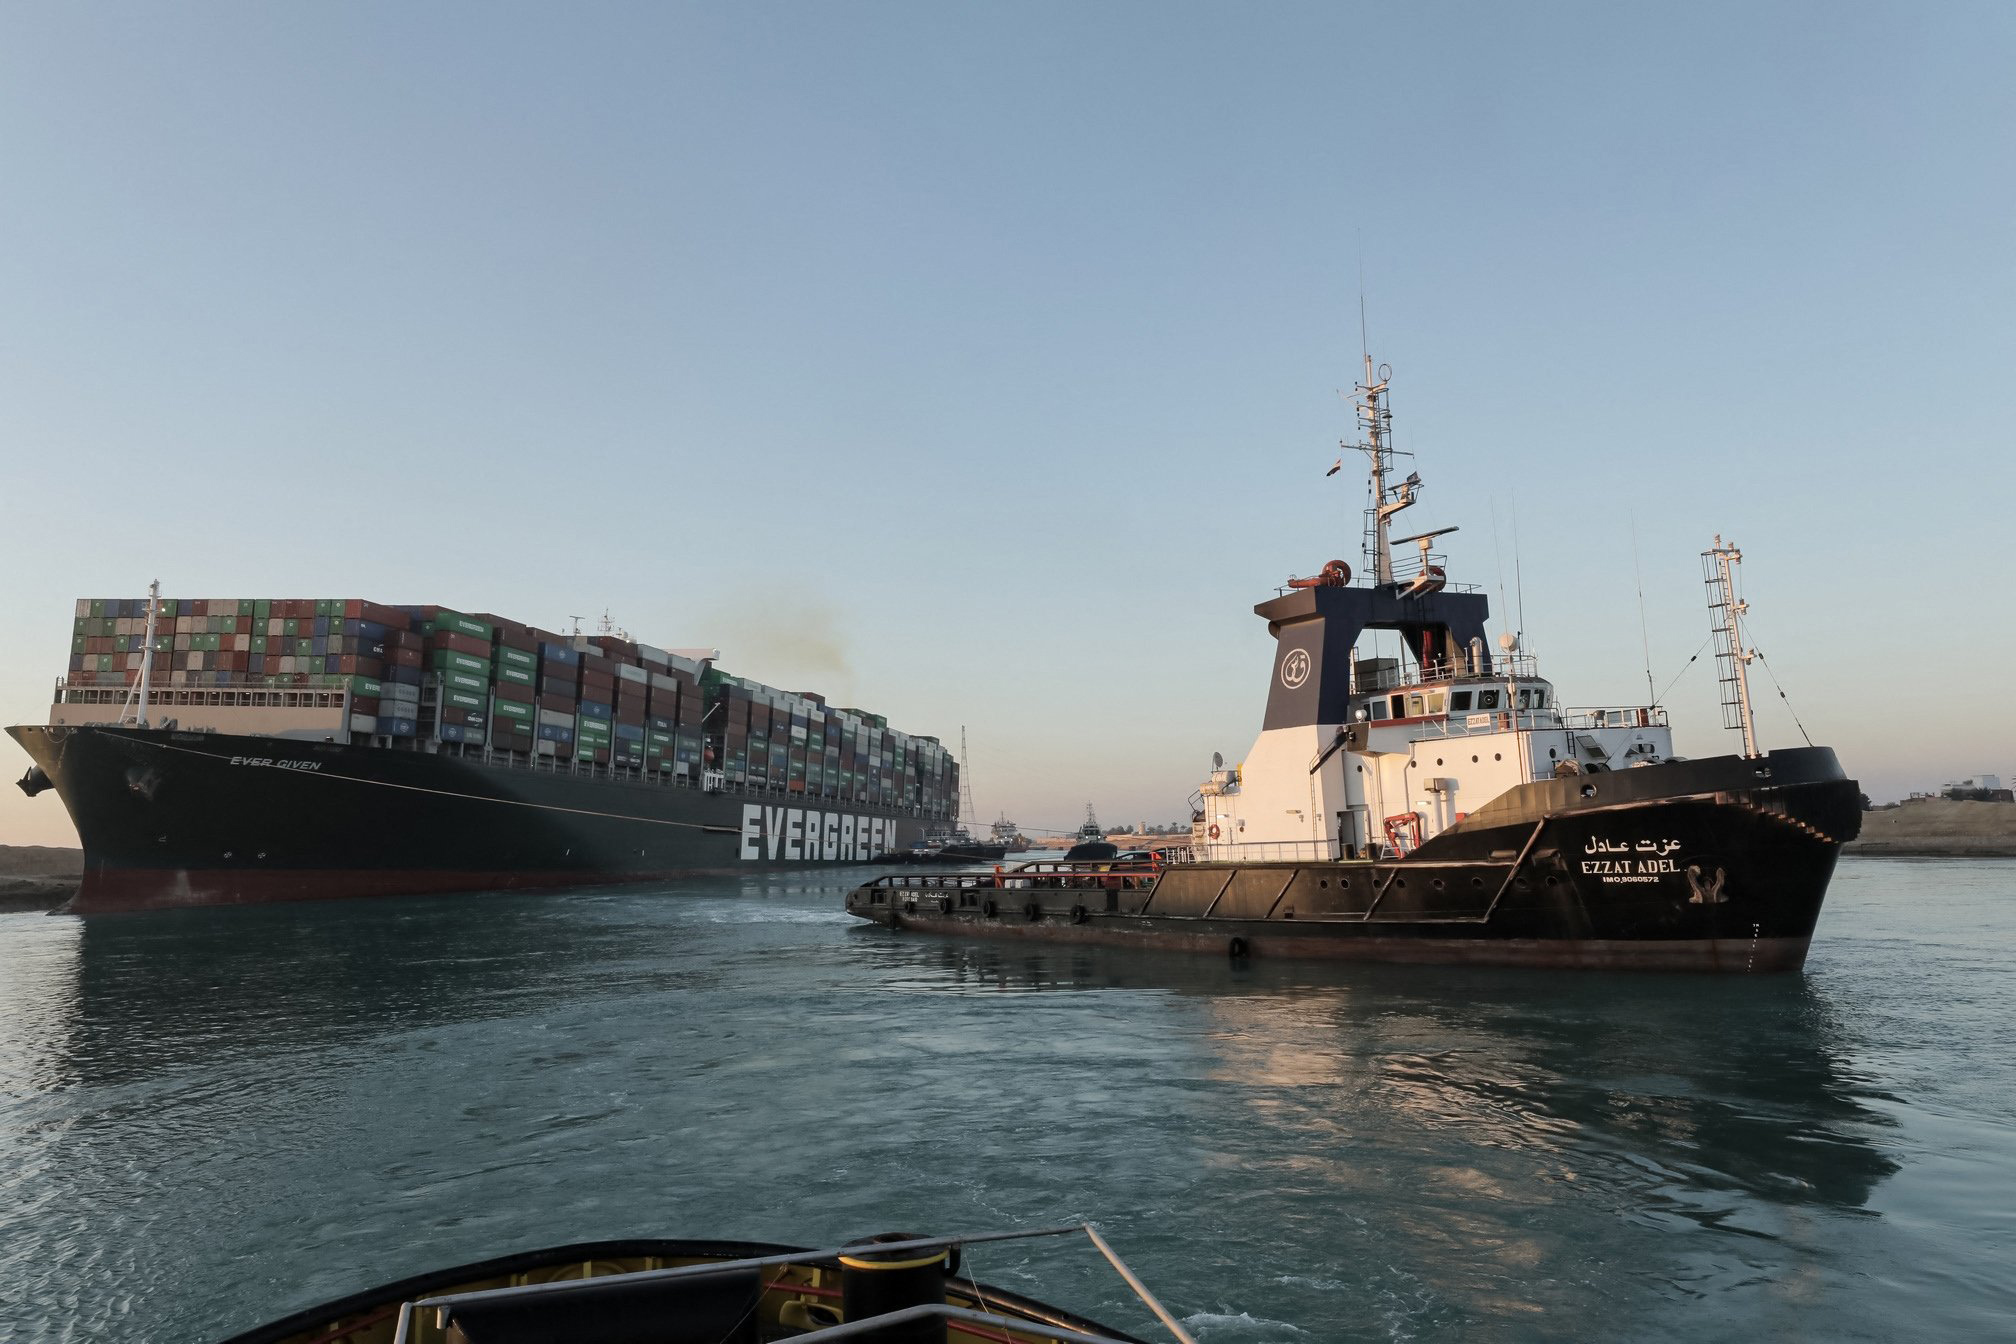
(1560, 706), (1669, 730)
(1352, 653), (1542, 693)
(1194, 838), (1339, 863)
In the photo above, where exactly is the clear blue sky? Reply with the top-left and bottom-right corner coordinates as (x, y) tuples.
(3, 2), (2011, 846)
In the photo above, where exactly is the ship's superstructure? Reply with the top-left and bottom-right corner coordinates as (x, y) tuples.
(1193, 357), (1674, 863)
(848, 357), (1862, 972)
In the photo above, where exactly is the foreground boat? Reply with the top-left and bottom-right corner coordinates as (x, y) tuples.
(218, 1226), (1177, 1344)
(846, 357), (1860, 973)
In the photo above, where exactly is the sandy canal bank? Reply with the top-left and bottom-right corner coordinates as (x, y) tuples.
(1846, 798), (2016, 858)
(0, 845), (81, 912)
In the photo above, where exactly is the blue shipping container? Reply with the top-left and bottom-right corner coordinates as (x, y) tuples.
(579, 699), (612, 721)
(537, 722), (576, 743)
(613, 722), (645, 741)
(538, 642), (581, 665)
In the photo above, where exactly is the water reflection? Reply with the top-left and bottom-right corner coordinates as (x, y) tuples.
(13, 887), (769, 1094)
(891, 939), (1900, 1214)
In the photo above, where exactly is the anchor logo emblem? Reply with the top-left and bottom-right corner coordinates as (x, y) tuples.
(1686, 863), (1728, 905)
(1280, 648), (1311, 689)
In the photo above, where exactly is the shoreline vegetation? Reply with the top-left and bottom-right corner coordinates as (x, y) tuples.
(1, 799), (2009, 914)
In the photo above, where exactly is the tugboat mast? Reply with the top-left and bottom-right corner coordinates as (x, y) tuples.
(1353, 356), (1416, 586)
(1703, 537), (1760, 757)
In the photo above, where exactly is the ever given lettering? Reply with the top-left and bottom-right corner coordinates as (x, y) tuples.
(739, 805), (891, 862)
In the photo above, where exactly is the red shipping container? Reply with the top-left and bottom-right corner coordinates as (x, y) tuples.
(358, 601), (409, 630)
(388, 646), (422, 668)
(537, 692), (575, 713)
(427, 630), (489, 658)
(495, 680), (535, 704)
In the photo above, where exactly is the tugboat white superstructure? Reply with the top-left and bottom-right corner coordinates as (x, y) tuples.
(848, 358), (1862, 972)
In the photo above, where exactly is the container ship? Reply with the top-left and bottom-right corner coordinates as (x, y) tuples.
(847, 356), (1862, 972)
(9, 602), (958, 913)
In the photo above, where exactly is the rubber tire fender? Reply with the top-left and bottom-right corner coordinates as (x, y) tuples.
(1228, 936), (1250, 959)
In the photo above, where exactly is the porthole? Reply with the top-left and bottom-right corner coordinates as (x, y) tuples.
(1549, 748), (1558, 759)
(1471, 755), (1479, 763)
(1494, 753), (1502, 761)
(1471, 876), (1485, 888)
(1396, 878), (1407, 889)
(1545, 876), (1559, 887)
(1319, 879), (1329, 889)
(1432, 879), (1446, 891)
(1436, 757), (1444, 766)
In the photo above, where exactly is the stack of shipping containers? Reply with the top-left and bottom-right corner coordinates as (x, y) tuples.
(60, 596), (956, 811)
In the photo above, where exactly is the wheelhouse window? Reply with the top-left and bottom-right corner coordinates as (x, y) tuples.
(1407, 693), (1425, 717)
(1450, 691), (1473, 712)
(1428, 692), (1446, 715)
(1367, 702), (1388, 720)
(1478, 689), (1499, 710)
(1390, 695), (1405, 719)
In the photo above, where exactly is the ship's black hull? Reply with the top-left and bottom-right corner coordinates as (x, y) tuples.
(9, 725), (940, 914)
(848, 748), (1863, 973)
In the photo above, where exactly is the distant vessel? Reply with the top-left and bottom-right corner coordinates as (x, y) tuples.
(990, 813), (1027, 850)
(849, 357), (1861, 972)
(10, 597), (959, 913)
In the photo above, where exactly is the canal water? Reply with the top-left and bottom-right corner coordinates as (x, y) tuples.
(1, 857), (2011, 1342)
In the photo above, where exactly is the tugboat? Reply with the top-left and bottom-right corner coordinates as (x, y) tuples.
(990, 813), (1028, 851)
(1064, 804), (1117, 861)
(847, 357), (1861, 972)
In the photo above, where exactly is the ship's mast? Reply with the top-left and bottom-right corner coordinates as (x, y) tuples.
(1353, 356), (1414, 586)
(1703, 537), (1759, 757)
(119, 579), (161, 729)
(959, 725), (976, 826)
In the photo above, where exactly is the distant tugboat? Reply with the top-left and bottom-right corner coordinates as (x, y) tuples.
(848, 357), (1861, 972)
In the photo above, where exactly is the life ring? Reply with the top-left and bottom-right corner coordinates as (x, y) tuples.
(1070, 905), (1088, 924)
(1207, 823), (1221, 840)
(983, 899), (998, 918)
(1228, 936), (1250, 959)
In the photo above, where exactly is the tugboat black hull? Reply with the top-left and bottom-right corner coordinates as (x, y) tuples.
(847, 748), (1861, 974)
